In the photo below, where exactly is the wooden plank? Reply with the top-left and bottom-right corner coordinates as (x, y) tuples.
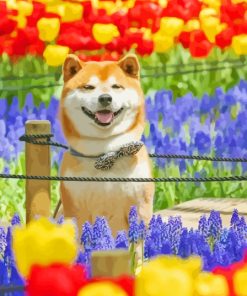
(25, 120), (51, 223)
(91, 250), (131, 277)
(156, 198), (247, 228)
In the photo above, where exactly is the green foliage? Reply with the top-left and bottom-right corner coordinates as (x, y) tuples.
(1, 47), (246, 105)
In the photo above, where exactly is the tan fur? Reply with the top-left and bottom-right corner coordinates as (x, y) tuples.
(58, 54), (154, 237)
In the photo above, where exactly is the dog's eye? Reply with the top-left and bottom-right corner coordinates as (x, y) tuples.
(82, 85), (95, 90)
(112, 84), (124, 89)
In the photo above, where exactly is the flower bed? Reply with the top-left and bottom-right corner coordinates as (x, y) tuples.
(1, 0), (247, 62)
(0, 207), (247, 295)
(0, 81), (247, 220)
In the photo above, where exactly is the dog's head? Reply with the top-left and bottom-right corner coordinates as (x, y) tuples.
(59, 54), (145, 142)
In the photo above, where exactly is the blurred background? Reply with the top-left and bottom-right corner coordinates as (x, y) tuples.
(0, 0), (247, 222)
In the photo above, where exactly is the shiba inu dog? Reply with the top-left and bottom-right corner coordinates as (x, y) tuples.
(58, 53), (154, 237)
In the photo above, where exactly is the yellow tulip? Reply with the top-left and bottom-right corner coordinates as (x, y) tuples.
(184, 20), (200, 32)
(92, 23), (120, 44)
(158, 0), (168, 8)
(135, 256), (196, 296)
(43, 45), (70, 66)
(37, 18), (60, 42)
(78, 282), (128, 296)
(153, 32), (174, 53)
(17, 1), (33, 16)
(12, 217), (77, 277)
(195, 272), (229, 296)
(199, 8), (218, 20)
(46, 3), (64, 18)
(201, 16), (224, 43)
(201, 0), (221, 12)
(9, 14), (27, 29)
(97, 0), (118, 15)
(232, 35), (247, 55)
(46, 2), (83, 22)
(6, 0), (17, 10)
(62, 2), (83, 22)
(160, 17), (184, 37)
(233, 267), (247, 296)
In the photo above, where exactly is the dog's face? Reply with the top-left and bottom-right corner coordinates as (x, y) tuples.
(59, 54), (144, 140)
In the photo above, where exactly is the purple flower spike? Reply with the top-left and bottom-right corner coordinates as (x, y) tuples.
(81, 221), (93, 252)
(92, 217), (114, 250)
(11, 213), (21, 226)
(0, 227), (6, 255)
(0, 260), (9, 285)
(208, 210), (222, 240)
(230, 209), (239, 227)
(115, 231), (129, 249)
(128, 219), (139, 244)
(128, 206), (138, 225)
(177, 228), (191, 258)
(198, 215), (208, 239)
(138, 220), (146, 240)
(4, 227), (14, 267)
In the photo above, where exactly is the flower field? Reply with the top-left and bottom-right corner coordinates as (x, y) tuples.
(0, 208), (247, 295)
(1, 0), (247, 294)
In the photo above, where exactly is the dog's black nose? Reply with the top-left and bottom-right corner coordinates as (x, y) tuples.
(98, 94), (112, 107)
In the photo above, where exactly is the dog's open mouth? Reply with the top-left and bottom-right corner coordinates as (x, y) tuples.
(81, 107), (124, 126)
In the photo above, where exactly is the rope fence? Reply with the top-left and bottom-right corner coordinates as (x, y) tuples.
(19, 134), (247, 163)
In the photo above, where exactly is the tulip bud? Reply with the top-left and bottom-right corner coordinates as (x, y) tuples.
(92, 23), (120, 44)
(37, 17), (60, 42)
(232, 35), (247, 55)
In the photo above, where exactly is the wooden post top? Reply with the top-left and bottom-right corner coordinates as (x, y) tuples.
(91, 250), (131, 278)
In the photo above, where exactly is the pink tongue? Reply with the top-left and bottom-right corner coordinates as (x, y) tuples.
(95, 111), (114, 123)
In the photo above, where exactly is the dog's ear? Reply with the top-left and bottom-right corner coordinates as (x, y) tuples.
(63, 54), (83, 82)
(118, 54), (140, 79)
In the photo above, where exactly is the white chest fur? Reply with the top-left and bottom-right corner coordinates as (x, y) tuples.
(61, 154), (152, 220)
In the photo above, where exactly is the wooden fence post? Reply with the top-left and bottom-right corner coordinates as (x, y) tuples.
(91, 250), (131, 277)
(25, 120), (51, 223)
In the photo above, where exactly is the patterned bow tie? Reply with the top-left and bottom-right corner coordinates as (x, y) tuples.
(69, 141), (144, 170)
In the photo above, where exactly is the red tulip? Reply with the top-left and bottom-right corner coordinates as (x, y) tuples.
(215, 27), (235, 49)
(60, 20), (92, 36)
(220, 0), (246, 26)
(178, 31), (191, 49)
(105, 36), (129, 54)
(87, 9), (112, 24)
(26, 2), (46, 27)
(162, 0), (202, 22)
(136, 39), (154, 56)
(57, 33), (90, 52)
(26, 263), (87, 296)
(111, 11), (128, 36)
(25, 27), (45, 55)
(0, 16), (17, 35)
(128, 2), (162, 28)
(189, 30), (213, 58)
(232, 20), (247, 35)
(125, 30), (144, 48)
(213, 254), (247, 296)
(81, 1), (94, 21)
